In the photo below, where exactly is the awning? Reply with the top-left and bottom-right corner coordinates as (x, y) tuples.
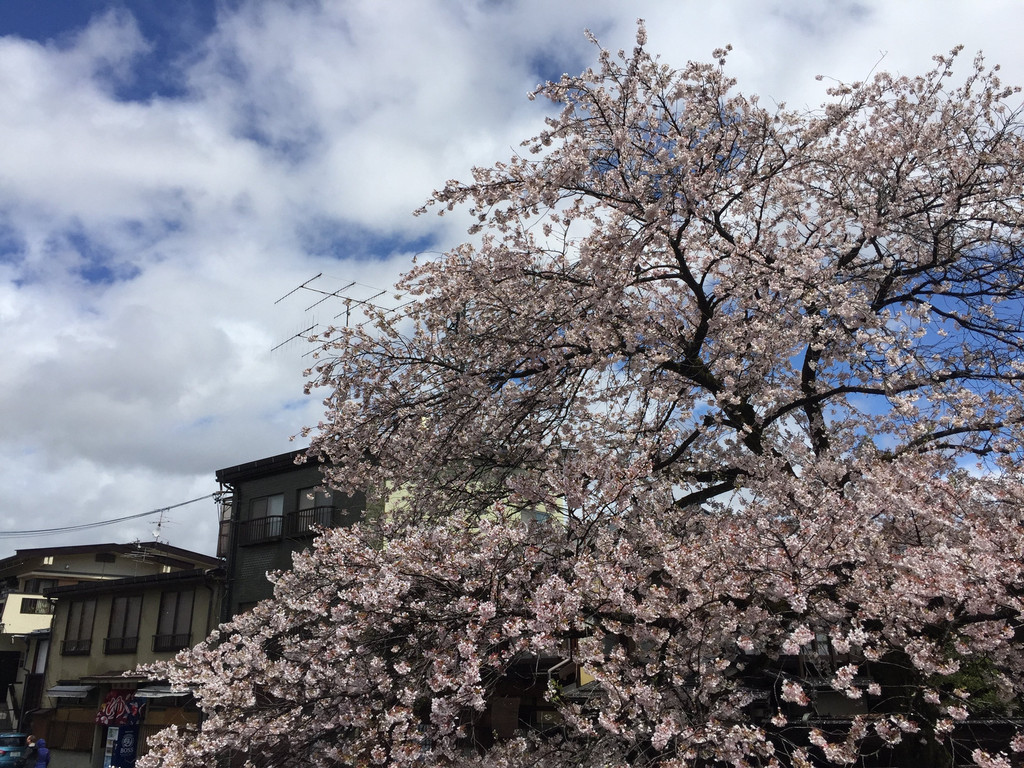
(133, 685), (190, 699)
(45, 684), (95, 698)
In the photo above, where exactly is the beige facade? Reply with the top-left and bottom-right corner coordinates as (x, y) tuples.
(33, 566), (223, 768)
(0, 542), (220, 735)
(0, 592), (54, 636)
(45, 573), (220, 680)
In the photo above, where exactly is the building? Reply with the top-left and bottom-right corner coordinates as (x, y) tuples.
(214, 449), (365, 619)
(35, 559), (223, 768)
(0, 542), (215, 735)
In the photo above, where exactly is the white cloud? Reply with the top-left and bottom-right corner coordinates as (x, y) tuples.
(1, 0), (1022, 556)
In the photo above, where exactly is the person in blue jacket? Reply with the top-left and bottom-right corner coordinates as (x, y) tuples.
(31, 739), (48, 768)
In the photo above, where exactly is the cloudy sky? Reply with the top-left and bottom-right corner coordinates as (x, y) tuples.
(0, 0), (1022, 558)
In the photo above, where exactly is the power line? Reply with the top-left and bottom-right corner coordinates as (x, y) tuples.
(0, 493), (219, 538)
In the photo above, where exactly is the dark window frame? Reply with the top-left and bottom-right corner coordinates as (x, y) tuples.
(23, 578), (58, 594)
(287, 487), (335, 535)
(19, 597), (54, 615)
(104, 594), (143, 654)
(153, 590), (194, 652)
(62, 599), (96, 656)
(240, 494), (284, 544)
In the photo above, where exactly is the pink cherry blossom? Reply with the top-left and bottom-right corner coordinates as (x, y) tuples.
(140, 24), (1024, 768)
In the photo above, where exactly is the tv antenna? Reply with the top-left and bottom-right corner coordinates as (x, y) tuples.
(151, 509), (166, 543)
(271, 273), (414, 355)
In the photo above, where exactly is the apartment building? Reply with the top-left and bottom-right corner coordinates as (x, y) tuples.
(35, 561), (222, 768)
(214, 449), (365, 618)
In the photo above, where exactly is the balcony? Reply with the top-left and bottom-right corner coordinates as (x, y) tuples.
(104, 636), (139, 654)
(237, 515), (283, 545)
(153, 633), (191, 653)
(61, 639), (91, 656)
(284, 506), (336, 536)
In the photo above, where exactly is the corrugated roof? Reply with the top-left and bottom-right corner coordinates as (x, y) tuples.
(45, 685), (94, 698)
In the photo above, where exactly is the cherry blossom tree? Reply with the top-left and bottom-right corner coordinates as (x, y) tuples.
(141, 26), (1024, 768)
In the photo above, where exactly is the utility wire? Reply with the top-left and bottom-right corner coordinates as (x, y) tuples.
(0, 493), (219, 538)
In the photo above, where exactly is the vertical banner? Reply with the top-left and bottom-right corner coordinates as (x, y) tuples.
(112, 725), (140, 768)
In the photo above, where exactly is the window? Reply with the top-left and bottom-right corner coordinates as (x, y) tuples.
(42, 556), (53, 565)
(105, 595), (142, 654)
(19, 597), (53, 615)
(250, 494), (284, 519)
(240, 494), (284, 544)
(299, 487), (333, 509)
(154, 590), (194, 652)
(62, 599), (96, 655)
(23, 578), (57, 594)
(288, 487), (334, 534)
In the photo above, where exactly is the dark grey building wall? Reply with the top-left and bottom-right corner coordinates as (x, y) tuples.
(221, 457), (364, 617)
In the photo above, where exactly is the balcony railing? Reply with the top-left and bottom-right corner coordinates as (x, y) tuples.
(237, 507), (344, 545)
(61, 639), (91, 656)
(104, 636), (139, 654)
(153, 633), (191, 653)
(237, 515), (283, 545)
(285, 506), (336, 536)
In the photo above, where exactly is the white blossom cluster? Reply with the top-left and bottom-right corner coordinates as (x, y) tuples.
(144, 25), (1024, 768)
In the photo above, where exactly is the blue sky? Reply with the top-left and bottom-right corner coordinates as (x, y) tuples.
(0, 1), (219, 99)
(1, 0), (1023, 556)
